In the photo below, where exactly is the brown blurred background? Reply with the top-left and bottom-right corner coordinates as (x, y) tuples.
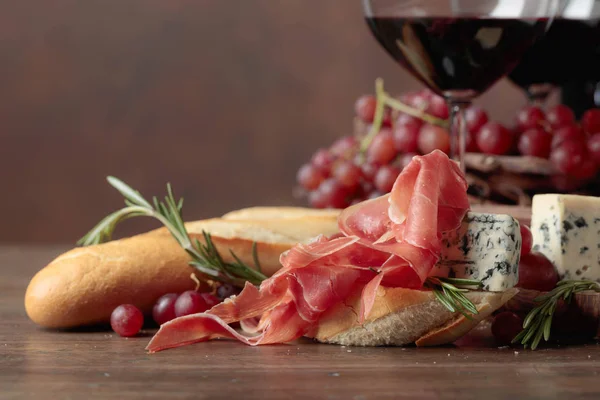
(0, 0), (530, 243)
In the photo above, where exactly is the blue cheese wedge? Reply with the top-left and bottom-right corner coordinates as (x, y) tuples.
(530, 194), (600, 282)
(433, 212), (521, 291)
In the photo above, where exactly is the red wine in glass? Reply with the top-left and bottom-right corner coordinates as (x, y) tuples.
(366, 17), (550, 99)
(508, 17), (600, 111)
(362, 0), (558, 170)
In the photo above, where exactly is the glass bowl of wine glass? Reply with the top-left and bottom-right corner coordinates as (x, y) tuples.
(362, 0), (562, 170)
(508, 0), (600, 113)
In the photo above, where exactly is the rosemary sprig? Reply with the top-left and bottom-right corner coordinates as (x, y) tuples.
(512, 280), (600, 350)
(78, 176), (267, 287)
(425, 277), (484, 319)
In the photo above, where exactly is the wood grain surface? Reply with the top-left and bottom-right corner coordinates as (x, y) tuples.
(2, 245), (600, 400)
(0, 0), (529, 244)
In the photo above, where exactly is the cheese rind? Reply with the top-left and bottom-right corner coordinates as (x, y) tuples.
(531, 194), (600, 282)
(433, 212), (521, 291)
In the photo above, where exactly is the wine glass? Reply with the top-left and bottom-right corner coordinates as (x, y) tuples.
(362, 0), (561, 170)
(508, 0), (600, 109)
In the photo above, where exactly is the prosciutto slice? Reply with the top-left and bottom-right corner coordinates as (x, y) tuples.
(146, 150), (469, 352)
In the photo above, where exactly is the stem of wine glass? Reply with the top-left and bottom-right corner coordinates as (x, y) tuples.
(448, 101), (469, 174)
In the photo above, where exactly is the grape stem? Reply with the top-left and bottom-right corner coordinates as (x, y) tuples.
(359, 78), (450, 154)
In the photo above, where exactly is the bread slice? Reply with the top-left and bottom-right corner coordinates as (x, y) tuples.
(309, 286), (517, 346)
(25, 214), (337, 329)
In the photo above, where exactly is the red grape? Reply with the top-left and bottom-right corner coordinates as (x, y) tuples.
(465, 130), (480, 152)
(311, 149), (335, 176)
(217, 284), (239, 300)
(400, 91), (421, 107)
(367, 128), (397, 164)
(354, 95), (377, 122)
(550, 140), (587, 176)
(587, 133), (600, 164)
(546, 104), (575, 129)
(418, 124), (450, 155)
(426, 95), (449, 119)
(333, 160), (362, 189)
(330, 136), (358, 157)
(517, 252), (559, 292)
(396, 113), (423, 131)
(519, 224), (533, 257)
(582, 108), (600, 135)
(465, 107), (489, 135)
(551, 174), (587, 192)
(406, 92), (429, 110)
(308, 190), (328, 209)
(420, 88), (435, 100)
(357, 181), (375, 201)
(551, 125), (585, 149)
(368, 191), (385, 199)
(491, 311), (524, 346)
(297, 163), (325, 190)
(174, 290), (211, 317)
(393, 123), (420, 153)
(374, 165), (400, 193)
(515, 106), (545, 132)
(152, 293), (178, 325)
(318, 178), (350, 208)
(360, 162), (378, 181)
(201, 293), (220, 309)
(476, 122), (513, 155)
(570, 158), (598, 180)
(111, 304), (144, 337)
(517, 128), (552, 158)
(381, 107), (393, 127)
(397, 152), (417, 170)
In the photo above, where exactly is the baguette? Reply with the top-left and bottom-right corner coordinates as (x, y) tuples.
(308, 286), (517, 346)
(25, 213), (339, 329)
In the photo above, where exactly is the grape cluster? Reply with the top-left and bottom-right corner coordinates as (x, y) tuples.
(514, 106), (600, 180)
(110, 283), (239, 337)
(297, 88), (600, 208)
(297, 89), (459, 208)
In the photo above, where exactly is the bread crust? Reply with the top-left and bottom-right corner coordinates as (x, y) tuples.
(309, 287), (517, 347)
(25, 213), (338, 329)
(222, 206), (341, 221)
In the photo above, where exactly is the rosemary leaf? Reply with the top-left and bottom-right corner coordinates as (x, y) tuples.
(78, 177), (268, 288)
(511, 329), (527, 345)
(542, 315), (553, 341)
(426, 276), (481, 318)
(107, 176), (152, 208)
(449, 290), (479, 315)
(188, 261), (221, 277)
(432, 288), (456, 313)
(521, 318), (542, 346)
(441, 277), (484, 288)
(531, 325), (545, 350)
(522, 306), (542, 329)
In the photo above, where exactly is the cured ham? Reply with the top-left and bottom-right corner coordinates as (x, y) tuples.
(146, 150), (470, 352)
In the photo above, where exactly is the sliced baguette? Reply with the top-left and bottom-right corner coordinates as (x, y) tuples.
(25, 214), (338, 329)
(308, 286), (517, 346)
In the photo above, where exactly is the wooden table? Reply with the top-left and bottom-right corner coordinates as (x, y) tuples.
(2, 245), (600, 400)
